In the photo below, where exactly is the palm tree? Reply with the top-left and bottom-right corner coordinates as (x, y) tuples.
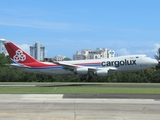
(155, 48), (160, 60)
(155, 47), (160, 69)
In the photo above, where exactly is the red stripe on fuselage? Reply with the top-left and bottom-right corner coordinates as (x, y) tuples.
(23, 62), (101, 68)
(23, 62), (59, 67)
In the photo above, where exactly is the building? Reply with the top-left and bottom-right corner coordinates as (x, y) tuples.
(54, 55), (66, 61)
(0, 39), (7, 55)
(73, 48), (115, 60)
(30, 42), (45, 61)
(108, 50), (115, 58)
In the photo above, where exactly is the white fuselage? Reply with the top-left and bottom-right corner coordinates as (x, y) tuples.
(15, 55), (158, 76)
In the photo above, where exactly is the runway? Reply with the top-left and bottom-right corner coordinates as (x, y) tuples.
(0, 94), (160, 120)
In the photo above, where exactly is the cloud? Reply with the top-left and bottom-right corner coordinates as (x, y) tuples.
(0, 8), (66, 30)
(18, 44), (30, 54)
(117, 48), (130, 56)
(136, 44), (160, 54)
(0, 20), (70, 30)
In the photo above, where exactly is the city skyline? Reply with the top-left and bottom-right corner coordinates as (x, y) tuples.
(0, 0), (160, 58)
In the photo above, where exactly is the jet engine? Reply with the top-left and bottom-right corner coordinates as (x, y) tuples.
(74, 67), (88, 75)
(94, 69), (108, 76)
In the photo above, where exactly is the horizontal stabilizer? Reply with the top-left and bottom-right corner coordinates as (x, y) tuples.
(10, 64), (31, 69)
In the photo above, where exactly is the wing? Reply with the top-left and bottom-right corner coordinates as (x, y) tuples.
(53, 61), (117, 76)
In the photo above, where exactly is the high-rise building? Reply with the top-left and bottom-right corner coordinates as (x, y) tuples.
(30, 42), (45, 61)
(0, 39), (7, 55)
(73, 48), (115, 60)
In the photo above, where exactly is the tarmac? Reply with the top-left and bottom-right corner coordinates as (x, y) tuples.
(0, 94), (160, 120)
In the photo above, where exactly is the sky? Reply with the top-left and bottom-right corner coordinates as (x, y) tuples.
(0, 0), (160, 58)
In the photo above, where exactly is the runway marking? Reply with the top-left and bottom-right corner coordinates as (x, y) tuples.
(0, 85), (36, 87)
(0, 112), (84, 120)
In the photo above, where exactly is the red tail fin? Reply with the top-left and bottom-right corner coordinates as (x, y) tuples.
(3, 41), (38, 63)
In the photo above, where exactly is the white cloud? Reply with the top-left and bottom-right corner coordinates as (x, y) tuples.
(18, 44), (30, 54)
(137, 44), (160, 54)
(117, 48), (130, 56)
(0, 20), (70, 30)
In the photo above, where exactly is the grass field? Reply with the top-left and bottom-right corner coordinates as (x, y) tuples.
(0, 82), (160, 85)
(0, 82), (160, 94)
(0, 86), (160, 94)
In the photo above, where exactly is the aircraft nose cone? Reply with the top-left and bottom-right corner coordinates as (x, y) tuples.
(153, 59), (159, 66)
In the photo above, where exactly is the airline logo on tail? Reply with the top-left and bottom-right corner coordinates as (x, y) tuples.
(13, 49), (26, 62)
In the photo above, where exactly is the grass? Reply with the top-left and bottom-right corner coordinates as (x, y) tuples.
(0, 86), (160, 94)
(1, 82), (160, 85)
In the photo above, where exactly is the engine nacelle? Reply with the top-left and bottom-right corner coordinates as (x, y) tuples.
(94, 69), (108, 76)
(74, 67), (88, 75)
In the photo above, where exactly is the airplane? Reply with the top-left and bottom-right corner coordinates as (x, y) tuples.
(1, 40), (159, 78)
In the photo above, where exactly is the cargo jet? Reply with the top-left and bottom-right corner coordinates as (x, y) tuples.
(2, 40), (158, 77)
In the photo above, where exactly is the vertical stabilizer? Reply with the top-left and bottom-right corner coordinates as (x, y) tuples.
(3, 41), (38, 63)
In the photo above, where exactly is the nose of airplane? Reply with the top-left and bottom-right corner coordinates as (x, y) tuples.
(153, 59), (159, 66)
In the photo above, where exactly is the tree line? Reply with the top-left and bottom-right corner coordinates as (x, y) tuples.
(0, 53), (160, 83)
